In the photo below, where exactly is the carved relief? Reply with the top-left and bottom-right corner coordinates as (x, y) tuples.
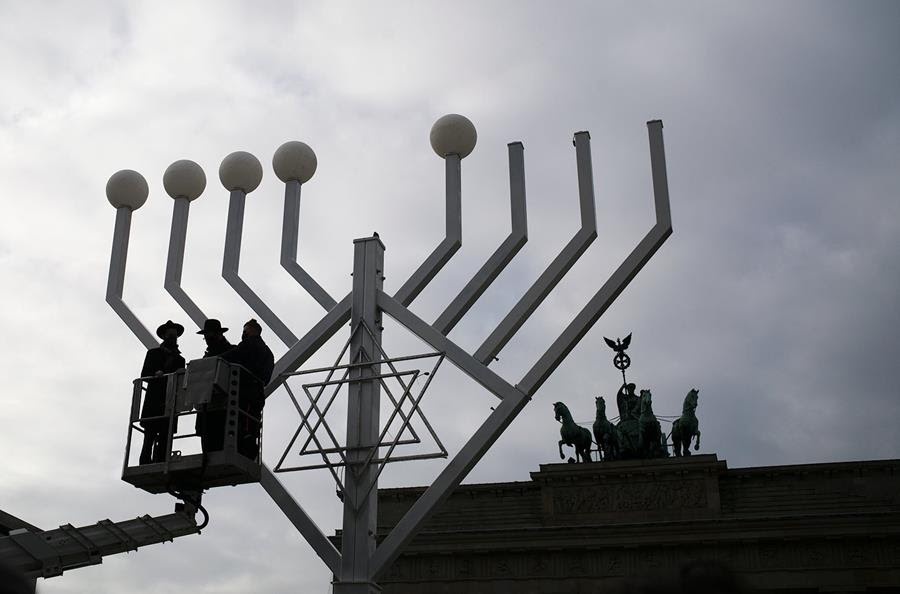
(800, 543), (829, 568)
(604, 551), (624, 575)
(424, 557), (441, 580)
(526, 553), (550, 577)
(455, 556), (473, 578)
(492, 556), (512, 577)
(553, 480), (707, 516)
(568, 552), (588, 576)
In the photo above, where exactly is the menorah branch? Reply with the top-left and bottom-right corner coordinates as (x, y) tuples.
(281, 180), (337, 310)
(393, 155), (462, 307)
(267, 294), (353, 396)
(164, 196), (207, 328)
(370, 380), (530, 579)
(223, 189), (299, 346)
(474, 131), (598, 365)
(434, 142), (528, 335)
(260, 465), (341, 575)
(107, 207), (158, 349)
(377, 291), (518, 401)
(517, 120), (672, 396)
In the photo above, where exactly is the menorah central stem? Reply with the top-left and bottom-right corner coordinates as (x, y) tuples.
(337, 235), (385, 593)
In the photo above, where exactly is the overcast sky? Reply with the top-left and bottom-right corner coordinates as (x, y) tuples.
(1, 1), (899, 592)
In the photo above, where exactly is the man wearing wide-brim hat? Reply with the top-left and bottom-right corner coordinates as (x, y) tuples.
(195, 318), (233, 452)
(197, 318), (232, 357)
(138, 320), (186, 464)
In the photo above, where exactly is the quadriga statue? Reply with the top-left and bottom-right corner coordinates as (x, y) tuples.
(671, 388), (701, 456)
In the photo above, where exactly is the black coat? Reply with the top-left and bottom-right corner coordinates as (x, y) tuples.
(222, 335), (274, 385)
(203, 336), (232, 358)
(222, 335), (274, 418)
(140, 343), (185, 428)
(195, 336), (232, 436)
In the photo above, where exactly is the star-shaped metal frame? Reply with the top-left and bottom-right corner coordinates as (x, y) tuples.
(274, 320), (447, 507)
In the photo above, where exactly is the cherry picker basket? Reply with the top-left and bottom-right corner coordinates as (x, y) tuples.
(122, 357), (263, 494)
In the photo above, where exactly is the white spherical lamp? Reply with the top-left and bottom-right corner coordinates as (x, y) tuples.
(106, 170), (149, 210)
(272, 141), (317, 183)
(163, 159), (207, 200)
(430, 114), (477, 159)
(219, 151), (263, 193)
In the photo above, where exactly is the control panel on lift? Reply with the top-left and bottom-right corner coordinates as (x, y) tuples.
(122, 357), (264, 494)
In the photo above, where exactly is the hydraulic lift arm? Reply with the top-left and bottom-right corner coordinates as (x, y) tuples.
(0, 508), (199, 581)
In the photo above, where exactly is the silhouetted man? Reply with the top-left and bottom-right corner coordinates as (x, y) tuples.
(139, 320), (185, 464)
(198, 318), (232, 357)
(222, 319), (274, 458)
(196, 319), (232, 452)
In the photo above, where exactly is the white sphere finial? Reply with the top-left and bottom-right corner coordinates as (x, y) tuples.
(430, 114), (477, 159)
(272, 141), (317, 183)
(106, 169), (149, 210)
(219, 151), (263, 193)
(163, 159), (206, 200)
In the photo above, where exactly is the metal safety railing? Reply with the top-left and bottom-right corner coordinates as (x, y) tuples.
(122, 359), (265, 481)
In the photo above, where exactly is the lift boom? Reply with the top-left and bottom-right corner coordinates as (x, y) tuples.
(0, 508), (199, 581)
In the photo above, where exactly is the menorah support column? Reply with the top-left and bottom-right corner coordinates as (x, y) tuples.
(335, 235), (385, 594)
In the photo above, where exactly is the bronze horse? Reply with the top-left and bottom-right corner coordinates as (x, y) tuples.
(671, 388), (701, 456)
(637, 389), (667, 458)
(593, 396), (619, 461)
(554, 402), (592, 463)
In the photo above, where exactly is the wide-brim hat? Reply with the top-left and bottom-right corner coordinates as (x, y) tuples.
(197, 318), (229, 335)
(156, 320), (185, 339)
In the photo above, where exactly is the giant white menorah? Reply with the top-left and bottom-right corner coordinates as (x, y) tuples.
(105, 114), (671, 593)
